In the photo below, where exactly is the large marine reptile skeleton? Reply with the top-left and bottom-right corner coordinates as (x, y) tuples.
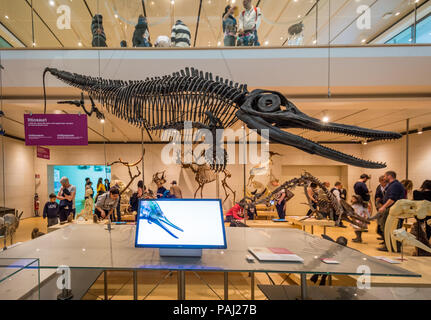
(43, 67), (401, 169)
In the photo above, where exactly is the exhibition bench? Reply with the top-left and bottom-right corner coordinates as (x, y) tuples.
(0, 225), (420, 300)
(285, 216), (336, 235)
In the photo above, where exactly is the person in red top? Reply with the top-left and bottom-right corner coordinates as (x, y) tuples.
(225, 202), (245, 222)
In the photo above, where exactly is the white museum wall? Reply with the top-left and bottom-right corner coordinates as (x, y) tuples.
(33, 142), (365, 215)
(0, 137), (35, 219)
(363, 130), (431, 199)
(6, 134), (424, 218)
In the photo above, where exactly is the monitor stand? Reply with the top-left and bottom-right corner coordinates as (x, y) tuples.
(159, 248), (202, 258)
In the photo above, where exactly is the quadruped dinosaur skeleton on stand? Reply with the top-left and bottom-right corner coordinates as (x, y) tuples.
(251, 172), (370, 228)
(44, 67), (401, 171)
(176, 151), (236, 203)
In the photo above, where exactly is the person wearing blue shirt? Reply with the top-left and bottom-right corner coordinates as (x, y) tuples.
(376, 171), (406, 252)
(43, 193), (59, 227)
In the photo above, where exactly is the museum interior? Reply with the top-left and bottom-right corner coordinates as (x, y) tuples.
(0, 0), (431, 301)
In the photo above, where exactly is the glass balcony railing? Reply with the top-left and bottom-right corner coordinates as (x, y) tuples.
(0, 0), (430, 49)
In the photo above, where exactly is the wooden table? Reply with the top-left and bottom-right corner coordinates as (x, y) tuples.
(285, 216), (336, 235)
(242, 220), (294, 229)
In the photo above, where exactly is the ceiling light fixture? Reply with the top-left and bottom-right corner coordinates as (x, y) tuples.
(49, 0), (55, 7)
(362, 140), (368, 145)
(78, 41), (82, 47)
(382, 12), (393, 20)
(418, 127), (423, 135)
(361, 38), (367, 43)
(395, 12), (400, 16)
(264, 41), (269, 46)
(322, 111), (329, 123)
(5, 15), (9, 19)
(100, 118), (105, 124)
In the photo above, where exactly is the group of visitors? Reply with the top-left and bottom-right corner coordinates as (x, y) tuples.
(223, 0), (262, 47)
(42, 175), (186, 226)
(224, 169), (431, 253)
(128, 179), (183, 221)
(42, 177), (76, 227)
(91, 0), (261, 49)
(91, 13), (191, 48)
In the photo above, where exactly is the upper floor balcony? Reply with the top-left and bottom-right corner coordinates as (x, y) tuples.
(0, 0), (430, 49)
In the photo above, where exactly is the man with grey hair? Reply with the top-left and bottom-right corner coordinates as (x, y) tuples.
(57, 177), (76, 223)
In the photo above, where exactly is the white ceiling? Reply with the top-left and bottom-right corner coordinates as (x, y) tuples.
(0, 0), (427, 48)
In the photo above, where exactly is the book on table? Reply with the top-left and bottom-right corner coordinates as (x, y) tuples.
(248, 247), (304, 262)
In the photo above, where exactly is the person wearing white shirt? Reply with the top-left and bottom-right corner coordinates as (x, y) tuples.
(238, 0), (262, 46)
(331, 182), (343, 203)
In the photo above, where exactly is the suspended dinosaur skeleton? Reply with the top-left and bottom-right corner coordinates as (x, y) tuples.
(253, 172), (370, 228)
(43, 67), (401, 169)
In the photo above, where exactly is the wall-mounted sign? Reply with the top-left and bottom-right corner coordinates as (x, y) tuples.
(24, 114), (88, 146)
(36, 146), (50, 160)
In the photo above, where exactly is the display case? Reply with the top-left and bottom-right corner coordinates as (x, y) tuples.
(0, 258), (40, 300)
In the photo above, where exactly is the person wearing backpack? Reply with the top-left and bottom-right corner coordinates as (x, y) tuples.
(91, 14), (107, 47)
(132, 15), (151, 47)
(237, 0), (262, 47)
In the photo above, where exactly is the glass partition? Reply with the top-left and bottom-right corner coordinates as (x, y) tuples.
(0, 0), (430, 48)
(0, 258), (40, 300)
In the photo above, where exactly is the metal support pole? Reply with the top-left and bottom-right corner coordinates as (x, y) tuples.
(133, 270), (138, 300)
(243, 128), (246, 200)
(311, 225), (314, 235)
(250, 272), (255, 300)
(224, 272), (229, 300)
(104, 270), (108, 300)
(177, 271), (186, 300)
(141, 128), (145, 184)
(315, 0), (318, 44)
(406, 119), (410, 180)
(216, 173), (220, 199)
(328, 275), (333, 286)
(413, 3), (417, 44)
(300, 274), (308, 300)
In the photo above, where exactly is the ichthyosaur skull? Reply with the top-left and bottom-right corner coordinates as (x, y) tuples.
(43, 67), (401, 169)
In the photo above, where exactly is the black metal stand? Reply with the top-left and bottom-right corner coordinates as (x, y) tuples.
(57, 270), (73, 300)
(57, 288), (73, 300)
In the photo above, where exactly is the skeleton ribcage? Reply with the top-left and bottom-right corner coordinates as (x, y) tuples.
(53, 67), (247, 131)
